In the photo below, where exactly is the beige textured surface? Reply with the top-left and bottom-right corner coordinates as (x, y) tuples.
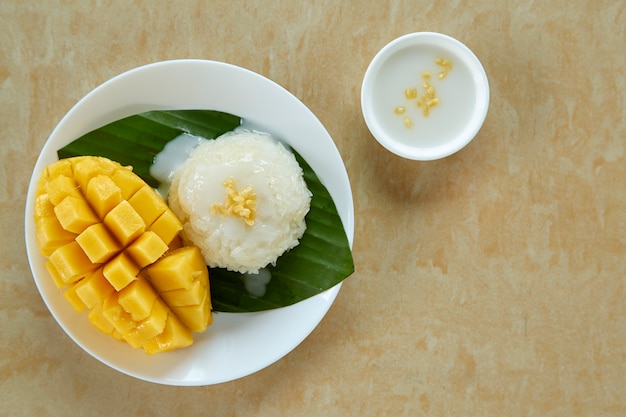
(2, 1), (625, 415)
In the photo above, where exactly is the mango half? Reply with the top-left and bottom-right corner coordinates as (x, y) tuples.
(34, 156), (212, 354)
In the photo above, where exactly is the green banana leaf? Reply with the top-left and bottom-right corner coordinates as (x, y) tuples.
(57, 110), (354, 312)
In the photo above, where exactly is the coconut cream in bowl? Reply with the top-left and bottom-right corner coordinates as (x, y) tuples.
(361, 32), (489, 160)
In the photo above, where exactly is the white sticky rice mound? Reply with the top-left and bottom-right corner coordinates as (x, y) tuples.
(168, 130), (311, 274)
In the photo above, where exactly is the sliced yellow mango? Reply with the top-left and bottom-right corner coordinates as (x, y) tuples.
(125, 231), (168, 269)
(172, 290), (212, 333)
(64, 284), (87, 313)
(49, 241), (97, 284)
(111, 168), (145, 200)
(54, 195), (99, 234)
(143, 313), (193, 355)
(45, 159), (74, 181)
(148, 210), (183, 246)
(145, 246), (212, 333)
(104, 200), (146, 247)
(160, 280), (205, 307)
(103, 252), (140, 291)
(74, 268), (115, 309)
(136, 298), (169, 340)
(34, 156), (213, 354)
(36, 216), (76, 257)
(76, 223), (121, 264)
(102, 292), (137, 334)
(34, 193), (55, 219)
(46, 175), (81, 206)
(128, 186), (168, 226)
(145, 246), (205, 292)
(45, 261), (66, 289)
(88, 302), (115, 335)
(85, 175), (122, 219)
(118, 276), (158, 322)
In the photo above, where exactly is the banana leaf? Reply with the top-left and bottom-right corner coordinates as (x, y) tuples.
(57, 110), (354, 312)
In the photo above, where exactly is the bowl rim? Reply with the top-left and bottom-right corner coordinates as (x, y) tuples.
(361, 31), (490, 160)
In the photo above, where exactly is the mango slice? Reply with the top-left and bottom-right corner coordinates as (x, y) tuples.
(34, 156), (212, 354)
(76, 223), (121, 264)
(145, 246), (213, 332)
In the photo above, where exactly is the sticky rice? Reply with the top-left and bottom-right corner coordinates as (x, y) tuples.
(168, 130), (311, 274)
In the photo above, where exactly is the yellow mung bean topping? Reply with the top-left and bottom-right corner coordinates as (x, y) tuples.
(394, 57), (453, 126)
(427, 98), (440, 108)
(211, 178), (257, 226)
(404, 88), (418, 100)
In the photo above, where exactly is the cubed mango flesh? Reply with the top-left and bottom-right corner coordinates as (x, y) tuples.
(102, 293), (137, 334)
(45, 261), (66, 289)
(122, 328), (151, 349)
(128, 186), (168, 226)
(49, 241), (97, 284)
(118, 276), (158, 321)
(103, 252), (140, 291)
(74, 268), (115, 309)
(104, 200), (146, 247)
(88, 302), (115, 335)
(46, 175), (81, 205)
(145, 246), (207, 292)
(72, 157), (102, 189)
(73, 157), (117, 192)
(125, 231), (168, 269)
(76, 223), (121, 264)
(34, 193), (55, 219)
(143, 313), (193, 355)
(135, 298), (169, 339)
(172, 290), (212, 332)
(34, 156), (213, 354)
(36, 216), (76, 257)
(54, 195), (99, 234)
(148, 210), (183, 246)
(111, 168), (145, 200)
(160, 279), (205, 307)
(111, 329), (125, 342)
(64, 284), (87, 313)
(45, 159), (74, 181)
(86, 175), (122, 219)
(145, 246), (212, 333)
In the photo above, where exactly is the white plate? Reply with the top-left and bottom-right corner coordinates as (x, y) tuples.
(24, 60), (354, 386)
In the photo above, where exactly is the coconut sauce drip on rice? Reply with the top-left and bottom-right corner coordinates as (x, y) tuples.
(167, 130), (311, 274)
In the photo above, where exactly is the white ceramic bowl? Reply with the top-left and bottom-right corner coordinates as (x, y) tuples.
(24, 60), (354, 385)
(361, 32), (489, 160)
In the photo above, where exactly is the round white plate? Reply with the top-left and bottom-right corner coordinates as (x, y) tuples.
(24, 60), (354, 385)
